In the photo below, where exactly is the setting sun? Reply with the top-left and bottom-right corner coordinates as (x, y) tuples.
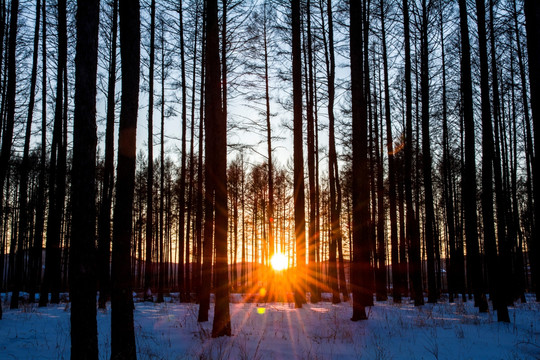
(270, 253), (288, 271)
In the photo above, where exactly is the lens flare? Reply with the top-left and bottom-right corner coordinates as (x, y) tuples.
(270, 253), (288, 271)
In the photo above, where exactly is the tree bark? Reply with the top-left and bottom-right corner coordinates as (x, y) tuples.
(41, 0), (67, 306)
(420, 0), (437, 304)
(292, 0), (306, 308)
(350, 0), (370, 321)
(403, 0), (423, 306)
(476, 0), (509, 321)
(12, 0), (39, 310)
(179, 0), (188, 299)
(157, 17), (166, 304)
(111, 0), (140, 357)
(380, 0), (400, 303)
(70, 0), (100, 356)
(144, 0), (156, 302)
(205, 0), (230, 337)
(439, 0), (456, 302)
(98, 0), (117, 309)
(524, 0), (540, 302)
(31, 0), (47, 304)
(458, 0), (488, 311)
(305, 0), (319, 304)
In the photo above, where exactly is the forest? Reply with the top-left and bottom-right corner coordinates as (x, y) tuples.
(0, 0), (539, 358)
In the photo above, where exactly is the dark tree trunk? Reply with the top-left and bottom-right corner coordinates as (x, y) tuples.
(0, 0), (13, 316)
(111, 0), (140, 357)
(321, 0), (340, 302)
(373, 64), (386, 302)
(524, 0), (540, 302)
(144, 0), (156, 302)
(0, 0), (16, 232)
(363, 0), (375, 305)
(0, 0), (4, 132)
(420, 0), (437, 304)
(241, 154), (246, 292)
(179, 0), (188, 299)
(202, 0), (230, 337)
(41, 0), (67, 306)
(157, 19), (166, 304)
(199, 0), (213, 323)
(195, 0), (206, 303)
(458, 0), (488, 312)
(508, 53), (526, 302)
(380, 0), (400, 303)
(70, 0), (100, 356)
(513, 4), (534, 282)
(350, 0), (370, 321)
(403, 0), (423, 306)
(98, 0), (117, 309)
(476, 0), (509, 321)
(12, 0), (39, 310)
(263, 2), (277, 302)
(31, 0), (47, 304)
(305, 0), (318, 304)
(439, 1), (456, 302)
(292, 0), (306, 308)
(508, 0), (527, 303)
(185, 0), (200, 300)
(398, 147), (408, 297)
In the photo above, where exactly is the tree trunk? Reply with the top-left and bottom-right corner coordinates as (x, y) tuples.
(202, 0), (230, 337)
(403, 0), (423, 306)
(420, 0), (437, 304)
(305, 0), (319, 304)
(350, 0), (370, 321)
(262, 3), (277, 302)
(374, 58), (387, 302)
(195, 0), (206, 303)
(0, 0), (16, 234)
(439, 1), (456, 302)
(98, 0), (117, 309)
(380, 0), (399, 303)
(41, 0), (67, 306)
(144, 0), (156, 302)
(111, 0), (140, 357)
(12, 0), (39, 310)
(524, 0), (540, 302)
(31, 0), (47, 304)
(179, 0), (188, 299)
(476, 0), (509, 321)
(458, 0), (488, 312)
(157, 18), (166, 304)
(292, 0), (306, 308)
(185, 0), (200, 300)
(70, 0), (100, 356)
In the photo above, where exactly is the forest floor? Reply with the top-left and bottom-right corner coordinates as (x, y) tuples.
(0, 292), (539, 359)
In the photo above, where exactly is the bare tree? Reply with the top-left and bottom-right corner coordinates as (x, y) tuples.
(524, 0), (540, 302)
(11, 0), (40, 310)
(350, 0), (371, 321)
(111, 0), (140, 357)
(41, 0), (68, 307)
(292, 0), (306, 308)
(0, 0), (17, 318)
(144, 0), (157, 302)
(70, 0), (100, 356)
(458, 0), (488, 312)
(98, 0), (118, 309)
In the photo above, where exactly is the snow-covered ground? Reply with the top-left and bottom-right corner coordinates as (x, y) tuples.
(1, 293), (539, 359)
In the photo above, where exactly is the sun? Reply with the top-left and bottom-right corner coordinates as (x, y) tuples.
(270, 252), (288, 271)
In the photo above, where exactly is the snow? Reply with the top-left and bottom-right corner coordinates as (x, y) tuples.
(1, 293), (539, 359)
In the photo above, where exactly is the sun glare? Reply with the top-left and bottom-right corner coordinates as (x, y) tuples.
(270, 253), (288, 271)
